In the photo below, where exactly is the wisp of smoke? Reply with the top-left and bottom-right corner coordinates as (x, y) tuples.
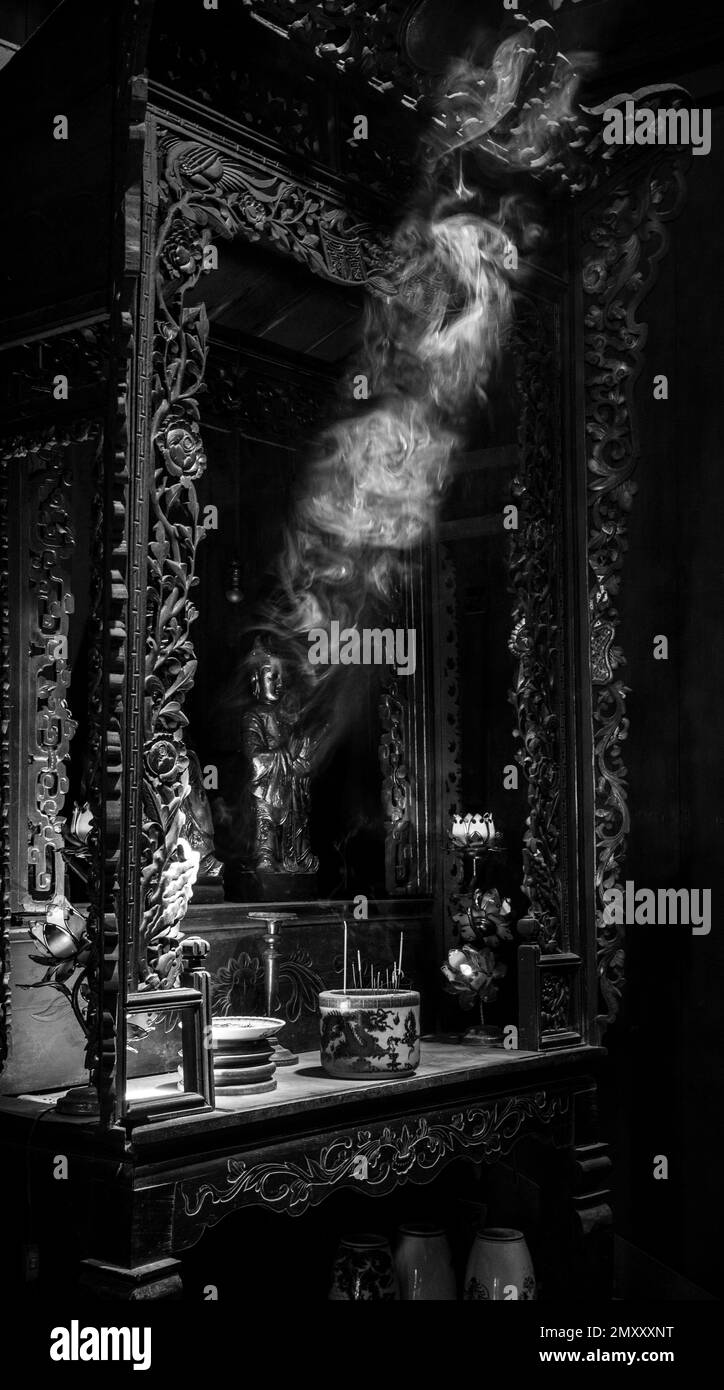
(236, 15), (589, 761)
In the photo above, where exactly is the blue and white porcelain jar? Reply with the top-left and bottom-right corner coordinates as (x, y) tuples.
(319, 989), (421, 1078)
(329, 1234), (399, 1301)
(464, 1227), (536, 1301)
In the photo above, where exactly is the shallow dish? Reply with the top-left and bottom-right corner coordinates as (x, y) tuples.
(212, 1048), (273, 1067)
(212, 1061), (276, 1085)
(214, 1078), (277, 1099)
(211, 1016), (286, 1043)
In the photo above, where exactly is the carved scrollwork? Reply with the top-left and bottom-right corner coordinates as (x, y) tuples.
(242, 0), (425, 110)
(379, 676), (411, 892)
(0, 422), (106, 1079)
(583, 153), (687, 1031)
(24, 441), (75, 904)
(175, 1089), (571, 1237)
(139, 194), (211, 985)
(508, 296), (565, 954)
(157, 129), (397, 294)
(0, 425), (102, 913)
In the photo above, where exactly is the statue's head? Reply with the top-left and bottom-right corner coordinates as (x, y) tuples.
(249, 635), (283, 704)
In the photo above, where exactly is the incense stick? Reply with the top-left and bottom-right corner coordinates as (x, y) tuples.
(343, 919), (348, 993)
(398, 932), (404, 984)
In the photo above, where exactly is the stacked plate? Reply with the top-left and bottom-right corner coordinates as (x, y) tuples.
(211, 1017), (286, 1105)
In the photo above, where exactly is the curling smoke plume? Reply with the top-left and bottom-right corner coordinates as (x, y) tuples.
(245, 16), (590, 756)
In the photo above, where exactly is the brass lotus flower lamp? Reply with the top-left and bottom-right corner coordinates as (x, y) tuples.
(443, 812), (512, 1046)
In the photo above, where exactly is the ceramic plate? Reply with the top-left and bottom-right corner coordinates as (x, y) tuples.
(212, 1062), (276, 1085)
(212, 1048), (273, 1067)
(211, 1073), (276, 1095)
(211, 1016), (285, 1043)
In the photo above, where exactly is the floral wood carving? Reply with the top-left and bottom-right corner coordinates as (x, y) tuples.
(139, 175), (210, 987)
(157, 129), (398, 295)
(508, 295), (566, 954)
(379, 675), (412, 892)
(583, 152), (687, 1032)
(175, 1089), (571, 1236)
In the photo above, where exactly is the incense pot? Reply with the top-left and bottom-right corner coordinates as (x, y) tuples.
(318, 988), (421, 1079)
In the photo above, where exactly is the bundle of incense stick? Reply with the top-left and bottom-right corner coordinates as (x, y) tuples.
(343, 925), (407, 990)
(348, 961), (408, 989)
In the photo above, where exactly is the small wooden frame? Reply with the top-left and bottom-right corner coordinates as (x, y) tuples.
(124, 987), (215, 1129)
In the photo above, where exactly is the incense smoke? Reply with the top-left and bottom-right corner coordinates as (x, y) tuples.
(237, 15), (590, 756)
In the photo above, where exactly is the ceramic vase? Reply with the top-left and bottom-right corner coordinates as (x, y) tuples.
(318, 989), (421, 1078)
(329, 1234), (399, 1301)
(464, 1227), (536, 1301)
(394, 1223), (457, 1301)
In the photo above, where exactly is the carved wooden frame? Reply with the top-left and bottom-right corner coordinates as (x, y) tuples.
(0, 419), (106, 1079)
(576, 149), (688, 1034)
(0, 14), (690, 1103)
(129, 100), (435, 989)
(174, 1083), (574, 1238)
(429, 135), (689, 1047)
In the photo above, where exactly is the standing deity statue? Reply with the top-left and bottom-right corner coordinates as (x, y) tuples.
(242, 636), (319, 877)
(184, 749), (224, 883)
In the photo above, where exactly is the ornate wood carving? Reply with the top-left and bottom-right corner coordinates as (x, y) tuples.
(5, 432), (80, 912)
(147, 120), (431, 916)
(508, 295), (567, 955)
(379, 675), (412, 893)
(432, 542), (463, 943)
(242, 0), (426, 111)
(541, 972), (572, 1034)
(138, 150), (211, 986)
(0, 449), (9, 1067)
(174, 1088), (571, 1239)
(100, 0), (157, 1113)
(156, 125), (397, 294)
(99, 315), (136, 1107)
(582, 152), (687, 1031)
(0, 422), (105, 1081)
(152, 24), (330, 165)
(240, 0), (602, 117)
